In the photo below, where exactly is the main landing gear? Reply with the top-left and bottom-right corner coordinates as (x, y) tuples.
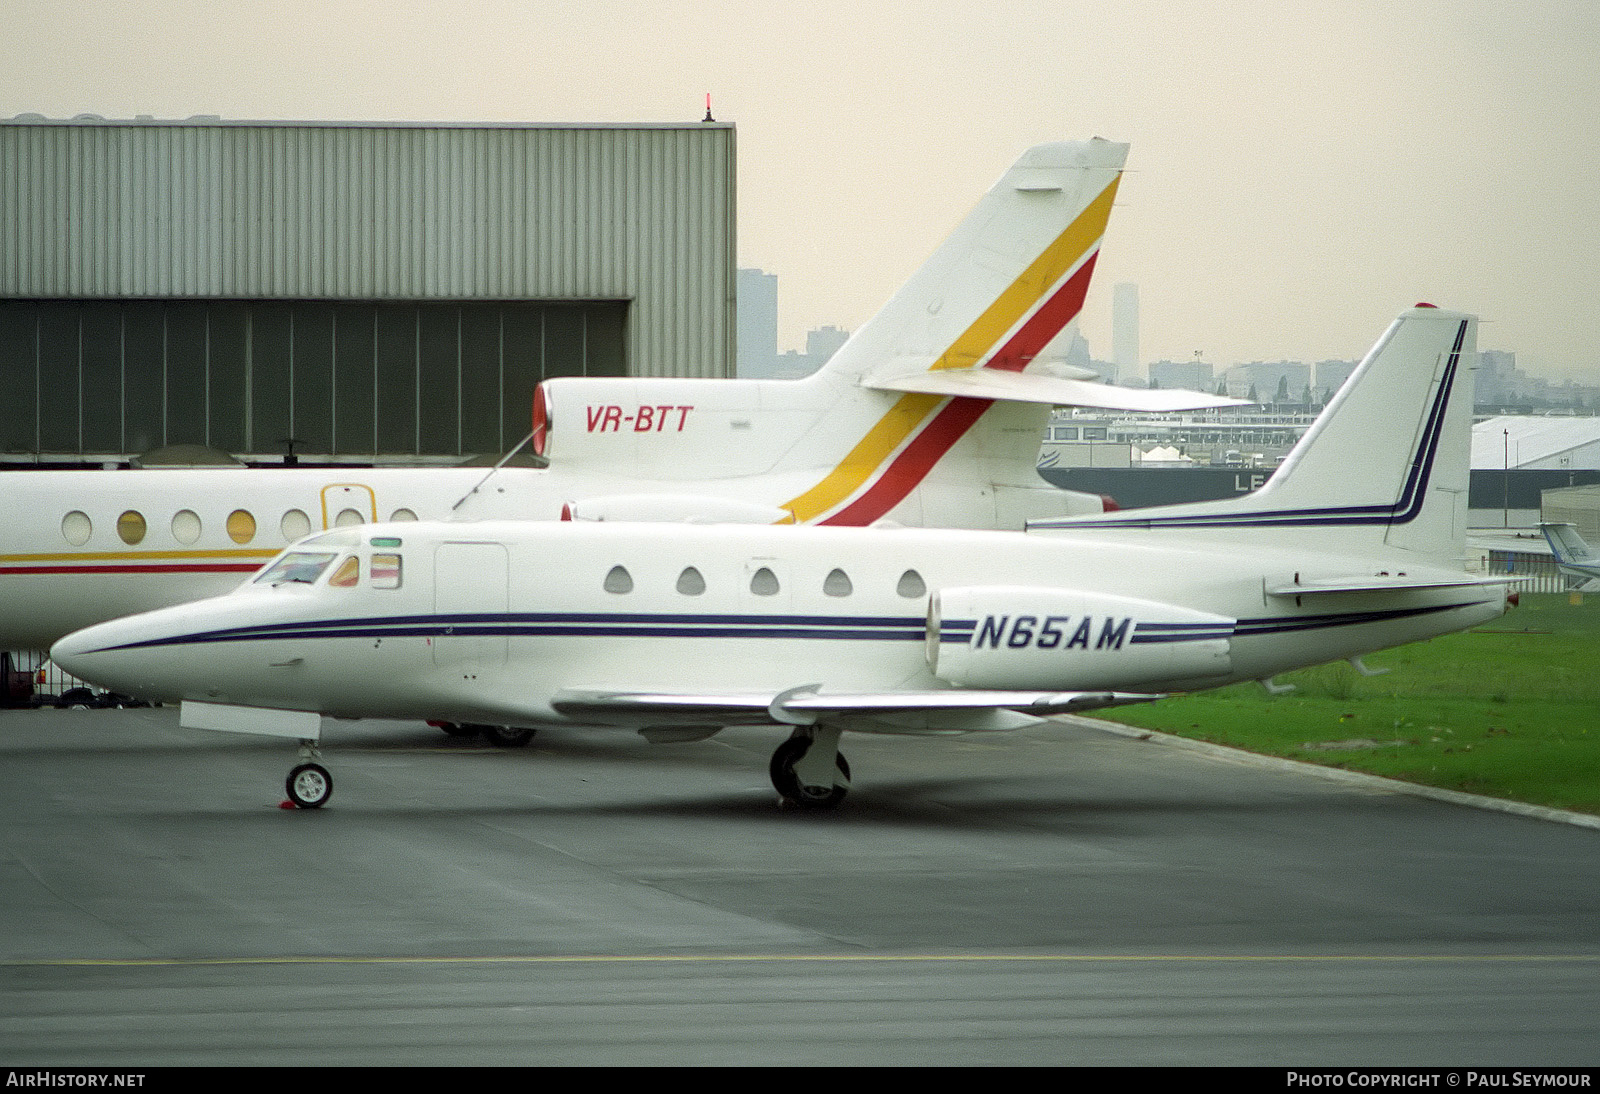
(431, 721), (536, 747)
(769, 726), (851, 810)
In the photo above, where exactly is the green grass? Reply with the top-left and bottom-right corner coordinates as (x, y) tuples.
(1095, 593), (1600, 814)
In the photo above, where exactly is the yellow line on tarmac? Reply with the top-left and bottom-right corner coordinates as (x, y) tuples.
(8, 952), (1599, 969)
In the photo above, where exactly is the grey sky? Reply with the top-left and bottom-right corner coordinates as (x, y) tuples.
(5, 0), (1596, 378)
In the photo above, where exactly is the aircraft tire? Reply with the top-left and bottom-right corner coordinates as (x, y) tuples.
(285, 763), (333, 809)
(769, 737), (850, 810)
(481, 725), (535, 748)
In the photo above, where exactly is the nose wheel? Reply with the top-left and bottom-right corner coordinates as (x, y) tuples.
(285, 761), (332, 809)
(282, 740), (332, 809)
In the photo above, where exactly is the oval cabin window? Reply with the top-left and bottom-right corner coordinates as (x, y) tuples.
(604, 565), (634, 594)
(280, 509), (312, 542)
(750, 567), (780, 596)
(823, 568), (853, 597)
(61, 511), (92, 546)
(335, 508), (364, 528)
(171, 510), (202, 545)
(896, 570), (927, 598)
(117, 510), (147, 545)
(676, 567), (706, 596)
(227, 509), (257, 544)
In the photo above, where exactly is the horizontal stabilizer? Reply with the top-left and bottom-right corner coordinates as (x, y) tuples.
(1265, 573), (1526, 597)
(552, 685), (1161, 730)
(863, 367), (1246, 412)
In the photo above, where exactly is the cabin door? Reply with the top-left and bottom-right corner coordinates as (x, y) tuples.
(432, 542), (509, 667)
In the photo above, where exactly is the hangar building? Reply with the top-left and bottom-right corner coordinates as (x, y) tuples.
(0, 116), (736, 466)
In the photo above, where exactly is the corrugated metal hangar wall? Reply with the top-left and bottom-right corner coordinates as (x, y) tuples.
(0, 118), (736, 464)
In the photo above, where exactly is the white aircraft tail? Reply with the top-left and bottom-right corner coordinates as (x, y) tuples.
(1034, 305), (1478, 561)
(532, 140), (1236, 529)
(1541, 523), (1600, 566)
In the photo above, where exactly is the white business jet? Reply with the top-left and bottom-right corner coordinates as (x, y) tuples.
(53, 305), (1514, 810)
(0, 138), (1238, 652)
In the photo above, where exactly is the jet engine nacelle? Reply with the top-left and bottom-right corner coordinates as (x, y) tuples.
(928, 586), (1234, 690)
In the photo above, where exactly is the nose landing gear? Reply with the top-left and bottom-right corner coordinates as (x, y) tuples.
(283, 742), (332, 809)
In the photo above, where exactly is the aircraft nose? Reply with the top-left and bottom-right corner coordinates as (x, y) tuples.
(51, 613), (182, 701)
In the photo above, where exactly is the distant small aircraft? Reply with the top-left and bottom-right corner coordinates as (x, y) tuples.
(0, 138), (1237, 652)
(1539, 522), (1600, 585)
(53, 306), (1514, 810)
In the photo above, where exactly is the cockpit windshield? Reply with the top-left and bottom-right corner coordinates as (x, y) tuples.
(255, 551), (339, 586)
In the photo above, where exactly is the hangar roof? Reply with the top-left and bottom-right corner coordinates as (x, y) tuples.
(1472, 416), (1600, 471)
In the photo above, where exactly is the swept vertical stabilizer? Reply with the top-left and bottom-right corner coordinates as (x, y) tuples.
(1031, 306), (1478, 562)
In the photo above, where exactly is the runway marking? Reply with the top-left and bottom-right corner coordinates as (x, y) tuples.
(9, 953), (1600, 969)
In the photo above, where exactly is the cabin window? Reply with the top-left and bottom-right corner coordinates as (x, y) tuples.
(389, 508), (418, 522)
(255, 551), (338, 586)
(604, 565), (634, 594)
(896, 569), (927, 598)
(823, 568), (853, 597)
(117, 510), (147, 545)
(280, 509), (312, 542)
(328, 556), (360, 588)
(676, 566), (706, 596)
(750, 567), (780, 596)
(334, 508), (364, 528)
(171, 510), (202, 545)
(227, 509), (256, 544)
(61, 511), (92, 546)
(370, 554), (402, 589)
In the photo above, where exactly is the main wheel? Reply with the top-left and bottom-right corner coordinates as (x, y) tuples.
(769, 737), (850, 810)
(482, 725), (535, 748)
(285, 762), (333, 809)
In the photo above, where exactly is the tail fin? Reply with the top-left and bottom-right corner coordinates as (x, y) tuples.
(1033, 306), (1478, 561)
(533, 140), (1231, 529)
(1541, 522), (1600, 566)
(815, 139), (1127, 387)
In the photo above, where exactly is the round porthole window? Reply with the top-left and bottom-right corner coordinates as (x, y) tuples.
(117, 510), (147, 545)
(227, 509), (256, 544)
(172, 510), (202, 545)
(61, 511), (92, 546)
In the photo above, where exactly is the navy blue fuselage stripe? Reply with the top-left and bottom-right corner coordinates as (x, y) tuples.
(88, 601), (1479, 654)
(1032, 319), (1468, 532)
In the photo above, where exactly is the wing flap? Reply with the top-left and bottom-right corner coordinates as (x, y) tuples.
(552, 685), (1163, 733)
(1265, 573), (1526, 596)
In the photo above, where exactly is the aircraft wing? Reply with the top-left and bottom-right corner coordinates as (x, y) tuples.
(1265, 574), (1526, 596)
(550, 685), (1161, 734)
(862, 368), (1247, 412)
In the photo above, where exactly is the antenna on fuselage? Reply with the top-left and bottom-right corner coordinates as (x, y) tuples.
(450, 430), (537, 516)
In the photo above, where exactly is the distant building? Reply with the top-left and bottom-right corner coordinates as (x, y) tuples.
(0, 116), (736, 465)
(770, 325), (851, 379)
(1147, 359), (1213, 391)
(807, 325), (849, 362)
(1473, 416), (1600, 471)
(1112, 283), (1139, 382)
(1314, 359), (1358, 401)
(737, 268), (780, 379)
(1223, 361), (1310, 403)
